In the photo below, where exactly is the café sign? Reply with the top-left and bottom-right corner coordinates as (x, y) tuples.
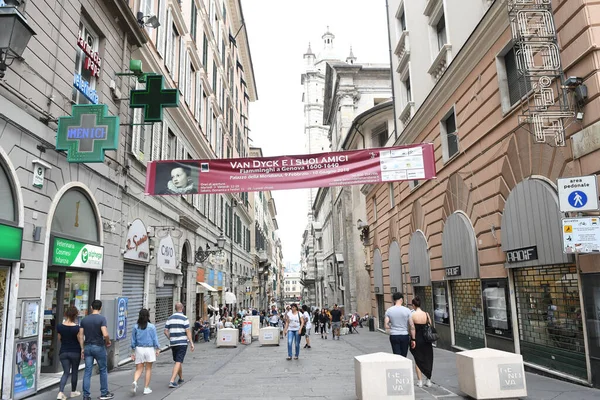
(123, 219), (150, 263)
(157, 234), (177, 269)
(52, 237), (103, 270)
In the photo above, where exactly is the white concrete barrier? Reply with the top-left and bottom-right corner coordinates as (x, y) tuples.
(354, 352), (414, 400)
(216, 328), (238, 348)
(456, 348), (527, 399)
(259, 327), (280, 346)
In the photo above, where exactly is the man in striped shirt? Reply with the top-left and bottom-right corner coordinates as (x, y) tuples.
(164, 303), (194, 388)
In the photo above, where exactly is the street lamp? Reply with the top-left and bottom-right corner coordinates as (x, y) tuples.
(0, 3), (36, 79)
(195, 231), (226, 263)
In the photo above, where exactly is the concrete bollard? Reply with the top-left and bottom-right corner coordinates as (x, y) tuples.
(259, 327), (280, 346)
(216, 328), (238, 348)
(354, 352), (415, 400)
(456, 348), (527, 399)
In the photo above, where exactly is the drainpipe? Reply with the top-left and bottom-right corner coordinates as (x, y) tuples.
(385, 0), (400, 142)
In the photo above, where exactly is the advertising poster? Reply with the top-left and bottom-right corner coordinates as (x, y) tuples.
(242, 321), (252, 345)
(145, 144), (436, 195)
(116, 297), (128, 340)
(13, 339), (38, 399)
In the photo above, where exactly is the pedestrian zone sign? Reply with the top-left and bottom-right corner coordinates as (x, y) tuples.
(557, 175), (598, 212)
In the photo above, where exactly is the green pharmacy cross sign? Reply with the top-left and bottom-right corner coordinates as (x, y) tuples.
(130, 74), (179, 122)
(56, 104), (119, 163)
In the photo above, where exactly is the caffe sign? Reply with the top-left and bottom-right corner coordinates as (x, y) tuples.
(157, 234), (177, 269)
(123, 219), (150, 263)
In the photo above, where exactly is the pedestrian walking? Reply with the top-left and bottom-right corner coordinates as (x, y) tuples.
(319, 309), (330, 339)
(130, 309), (160, 395)
(164, 302), (194, 388)
(312, 309), (320, 335)
(301, 305), (312, 349)
(330, 304), (343, 340)
(56, 306), (83, 400)
(269, 306), (279, 327)
(283, 303), (304, 360)
(384, 292), (415, 357)
(410, 297), (434, 387)
(80, 300), (113, 400)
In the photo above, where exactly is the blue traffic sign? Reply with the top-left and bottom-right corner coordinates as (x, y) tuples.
(568, 191), (588, 209)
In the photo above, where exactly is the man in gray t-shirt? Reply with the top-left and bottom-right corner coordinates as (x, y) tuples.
(384, 292), (415, 357)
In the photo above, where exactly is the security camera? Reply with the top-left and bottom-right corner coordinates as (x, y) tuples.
(357, 219), (369, 230)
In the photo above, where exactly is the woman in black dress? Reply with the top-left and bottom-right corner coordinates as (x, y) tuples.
(410, 297), (434, 387)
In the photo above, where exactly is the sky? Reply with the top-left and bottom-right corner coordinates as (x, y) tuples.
(242, 0), (390, 264)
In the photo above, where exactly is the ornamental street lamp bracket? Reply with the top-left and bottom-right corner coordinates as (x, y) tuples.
(195, 232), (226, 263)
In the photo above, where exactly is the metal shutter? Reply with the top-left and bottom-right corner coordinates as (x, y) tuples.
(118, 264), (146, 360)
(156, 285), (174, 348)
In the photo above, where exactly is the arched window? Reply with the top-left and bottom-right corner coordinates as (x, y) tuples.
(51, 189), (99, 243)
(0, 162), (16, 223)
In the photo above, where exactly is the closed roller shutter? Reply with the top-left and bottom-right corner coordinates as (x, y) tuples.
(156, 285), (174, 348)
(119, 264), (146, 360)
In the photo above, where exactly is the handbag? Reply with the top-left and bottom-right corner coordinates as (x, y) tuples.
(423, 313), (439, 343)
(300, 315), (307, 336)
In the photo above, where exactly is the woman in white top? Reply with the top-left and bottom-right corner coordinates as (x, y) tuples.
(283, 303), (304, 360)
(301, 305), (312, 349)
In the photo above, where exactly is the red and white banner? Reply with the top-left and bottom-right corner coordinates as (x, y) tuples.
(145, 143), (436, 195)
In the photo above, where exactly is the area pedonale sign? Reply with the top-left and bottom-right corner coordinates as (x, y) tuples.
(145, 144), (436, 195)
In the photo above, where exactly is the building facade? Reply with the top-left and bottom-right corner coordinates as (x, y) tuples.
(283, 272), (302, 305)
(366, 0), (600, 387)
(0, 0), (258, 396)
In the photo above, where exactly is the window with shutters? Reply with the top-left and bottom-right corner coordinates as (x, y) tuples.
(370, 122), (388, 147)
(436, 15), (447, 51)
(194, 72), (202, 122)
(151, 122), (163, 161)
(202, 34), (208, 67)
(156, 0), (167, 57)
(207, 105), (213, 145)
(497, 46), (532, 112)
(219, 196), (224, 229)
(185, 61), (193, 106)
(140, 0), (153, 36)
(212, 62), (217, 91)
(166, 20), (177, 76)
(221, 39), (225, 65)
(212, 194), (217, 223)
(216, 120), (223, 158)
(225, 203), (230, 237)
(179, 38), (185, 96)
(131, 81), (146, 162)
(200, 194), (206, 216)
(440, 107), (459, 162)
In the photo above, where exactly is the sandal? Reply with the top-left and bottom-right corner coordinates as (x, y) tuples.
(286, 357), (292, 360)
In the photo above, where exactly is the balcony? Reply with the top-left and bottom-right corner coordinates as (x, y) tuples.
(394, 30), (410, 74)
(428, 44), (452, 81)
(399, 101), (415, 128)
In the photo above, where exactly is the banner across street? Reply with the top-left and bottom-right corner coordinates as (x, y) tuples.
(144, 144), (436, 195)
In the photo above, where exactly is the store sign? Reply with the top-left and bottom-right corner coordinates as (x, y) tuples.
(73, 74), (99, 104)
(157, 234), (177, 268)
(445, 266), (461, 277)
(130, 74), (179, 122)
(56, 104), (119, 163)
(52, 237), (104, 270)
(557, 175), (599, 212)
(410, 276), (420, 285)
(562, 217), (600, 253)
(506, 246), (538, 263)
(0, 224), (23, 261)
(77, 35), (102, 78)
(123, 219), (150, 263)
(145, 144), (436, 195)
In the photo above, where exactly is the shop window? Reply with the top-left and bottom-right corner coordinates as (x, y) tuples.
(51, 189), (99, 243)
(482, 279), (512, 338)
(433, 281), (449, 324)
(72, 21), (99, 105)
(582, 273), (600, 359)
(414, 286), (433, 317)
(451, 279), (485, 349)
(0, 162), (16, 222)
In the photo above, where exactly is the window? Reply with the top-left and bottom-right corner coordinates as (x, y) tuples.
(409, 180), (420, 190)
(436, 15), (447, 51)
(433, 281), (449, 324)
(404, 73), (412, 103)
(370, 122), (388, 147)
(190, 0), (198, 42)
(399, 10), (406, 31)
(372, 196), (378, 221)
(0, 162), (15, 222)
(150, 122), (163, 161)
(167, 24), (178, 77)
(167, 129), (176, 160)
(389, 183), (395, 208)
(504, 47), (532, 107)
(441, 108), (459, 161)
(72, 21), (99, 105)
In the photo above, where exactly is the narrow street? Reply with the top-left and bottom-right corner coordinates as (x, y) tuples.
(30, 330), (600, 400)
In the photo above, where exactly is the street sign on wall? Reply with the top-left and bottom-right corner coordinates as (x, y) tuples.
(562, 217), (600, 253)
(557, 175), (599, 212)
(145, 144), (436, 195)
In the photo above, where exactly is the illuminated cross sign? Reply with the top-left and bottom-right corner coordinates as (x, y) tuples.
(130, 74), (179, 122)
(56, 104), (119, 163)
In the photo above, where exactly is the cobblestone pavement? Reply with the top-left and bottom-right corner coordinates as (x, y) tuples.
(30, 328), (600, 399)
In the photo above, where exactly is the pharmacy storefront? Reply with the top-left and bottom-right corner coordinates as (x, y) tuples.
(0, 156), (23, 399)
(42, 188), (103, 374)
(502, 179), (586, 381)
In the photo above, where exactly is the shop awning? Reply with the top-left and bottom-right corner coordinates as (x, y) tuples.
(197, 282), (218, 292)
(225, 292), (237, 304)
(160, 267), (182, 275)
